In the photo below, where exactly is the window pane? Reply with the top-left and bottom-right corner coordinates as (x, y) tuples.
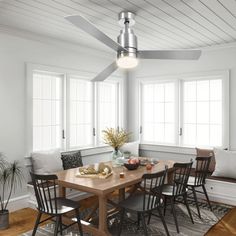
(182, 78), (223, 147)
(33, 73), (63, 151)
(97, 82), (118, 144)
(183, 124), (196, 146)
(210, 79), (222, 101)
(184, 81), (196, 101)
(142, 82), (176, 144)
(69, 78), (93, 148)
(197, 80), (209, 101)
(184, 101), (196, 124)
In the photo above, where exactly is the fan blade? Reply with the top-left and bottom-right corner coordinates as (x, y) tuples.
(138, 50), (201, 60)
(65, 15), (127, 52)
(92, 61), (118, 82)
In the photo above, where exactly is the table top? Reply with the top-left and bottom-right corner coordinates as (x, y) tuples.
(55, 160), (175, 196)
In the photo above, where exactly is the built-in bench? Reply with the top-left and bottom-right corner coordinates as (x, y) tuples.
(188, 168), (236, 206)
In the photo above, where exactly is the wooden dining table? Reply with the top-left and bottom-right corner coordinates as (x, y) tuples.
(55, 160), (175, 236)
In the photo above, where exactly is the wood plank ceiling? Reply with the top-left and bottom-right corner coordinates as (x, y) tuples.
(0, 0), (236, 52)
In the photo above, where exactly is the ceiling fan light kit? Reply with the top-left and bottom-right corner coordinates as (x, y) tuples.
(65, 11), (201, 81)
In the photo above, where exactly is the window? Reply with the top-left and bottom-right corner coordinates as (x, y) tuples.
(68, 77), (93, 148)
(29, 67), (121, 152)
(33, 72), (63, 151)
(140, 72), (229, 148)
(141, 81), (176, 145)
(182, 78), (223, 147)
(97, 82), (119, 144)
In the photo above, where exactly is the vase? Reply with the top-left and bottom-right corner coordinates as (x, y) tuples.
(111, 148), (123, 166)
(0, 210), (9, 230)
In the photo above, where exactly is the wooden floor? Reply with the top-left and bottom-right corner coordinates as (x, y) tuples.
(1, 205), (236, 236)
(0, 196), (98, 236)
(0, 208), (45, 236)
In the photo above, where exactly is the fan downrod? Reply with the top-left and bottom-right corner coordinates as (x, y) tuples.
(118, 11), (136, 26)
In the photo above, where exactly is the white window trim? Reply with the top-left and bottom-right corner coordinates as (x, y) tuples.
(26, 63), (124, 155)
(139, 69), (230, 149)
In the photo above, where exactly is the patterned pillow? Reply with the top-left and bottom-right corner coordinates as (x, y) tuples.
(61, 151), (83, 170)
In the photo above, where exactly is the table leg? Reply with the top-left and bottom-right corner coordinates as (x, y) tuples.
(167, 169), (174, 184)
(99, 195), (111, 236)
(59, 186), (66, 197)
(119, 188), (125, 202)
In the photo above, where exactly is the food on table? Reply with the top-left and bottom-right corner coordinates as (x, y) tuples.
(146, 163), (152, 170)
(127, 158), (139, 164)
(79, 163), (112, 176)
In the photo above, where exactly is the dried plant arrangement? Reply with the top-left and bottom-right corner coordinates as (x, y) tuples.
(102, 128), (130, 150)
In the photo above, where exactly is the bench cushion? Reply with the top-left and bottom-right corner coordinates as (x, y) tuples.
(31, 149), (63, 174)
(196, 148), (215, 173)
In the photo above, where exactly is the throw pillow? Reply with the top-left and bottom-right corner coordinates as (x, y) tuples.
(212, 148), (236, 179)
(61, 151), (83, 170)
(196, 148), (215, 173)
(31, 149), (63, 174)
(120, 142), (139, 156)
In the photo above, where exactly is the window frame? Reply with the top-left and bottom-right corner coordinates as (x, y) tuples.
(95, 80), (120, 145)
(140, 79), (179, 146)
(26, 63), (123, 154)
(32, 71), (65, 151)
(139, 70), (229, 149)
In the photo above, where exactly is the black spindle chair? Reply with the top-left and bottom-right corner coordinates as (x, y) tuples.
(160, 161), (194, 234)
(187, 156), (212, 218)
(117, 167), (169, 236)
(30, 172), (83, 236)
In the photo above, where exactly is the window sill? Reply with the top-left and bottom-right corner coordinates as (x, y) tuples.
(65, 145), (113, 157)
(140, 143), (197, 156)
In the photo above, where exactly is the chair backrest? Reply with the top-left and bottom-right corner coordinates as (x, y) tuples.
(141, 166), (168, 211)
(30, 172), (58, 214)
(194, 156), (211, 185)
(172, 161), (193, 196)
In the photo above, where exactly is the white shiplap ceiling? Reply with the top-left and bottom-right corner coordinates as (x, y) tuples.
(0, 0), (236, 52)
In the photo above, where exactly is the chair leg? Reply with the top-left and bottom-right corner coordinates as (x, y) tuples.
(32, 211), (42, 236)
(54, 216), (60, 236)
(183, 193), (194, 224)
(157, 206), (170, 236)
(75, 209), (83, 236)
(202, 185), (212, 211)
(192, 186), (201, 218)
(140, 213), (148, 236)
(147, 212), (151, 225)
(137, 212), (141, 228)
(118, 209), (125, 236)
(59, 215), (63, 235)
(163, 196), (167, 216)
(170, 197), (179, 233)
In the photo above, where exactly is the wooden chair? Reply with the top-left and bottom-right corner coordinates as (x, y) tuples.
(187, 156), (212, 218)
(117, 167), (169, 236)
(161, 161), (194, 234)
(30, 172), (83, 236)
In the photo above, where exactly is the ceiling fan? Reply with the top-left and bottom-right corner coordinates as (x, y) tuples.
(65, 12), (201, 82)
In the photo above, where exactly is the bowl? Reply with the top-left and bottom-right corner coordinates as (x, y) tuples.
(124, 162), (140, 170)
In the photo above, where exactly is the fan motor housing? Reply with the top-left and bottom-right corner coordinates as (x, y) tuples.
(117, 11), (137, 50)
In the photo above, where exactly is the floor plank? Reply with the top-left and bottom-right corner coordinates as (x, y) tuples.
(0, 208), (47, 236)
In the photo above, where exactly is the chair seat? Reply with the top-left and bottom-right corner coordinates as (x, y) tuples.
(187, 176), (196, 186)
(162, 184), (188, 196)
(118, 193), (161, 212)
(40, 197), (80, 215)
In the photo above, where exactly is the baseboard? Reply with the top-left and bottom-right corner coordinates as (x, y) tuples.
(7, 195), (29, 212)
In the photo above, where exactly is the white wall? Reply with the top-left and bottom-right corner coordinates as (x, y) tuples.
(128, 45), (236, 159)
(0, 32), (118, 199)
